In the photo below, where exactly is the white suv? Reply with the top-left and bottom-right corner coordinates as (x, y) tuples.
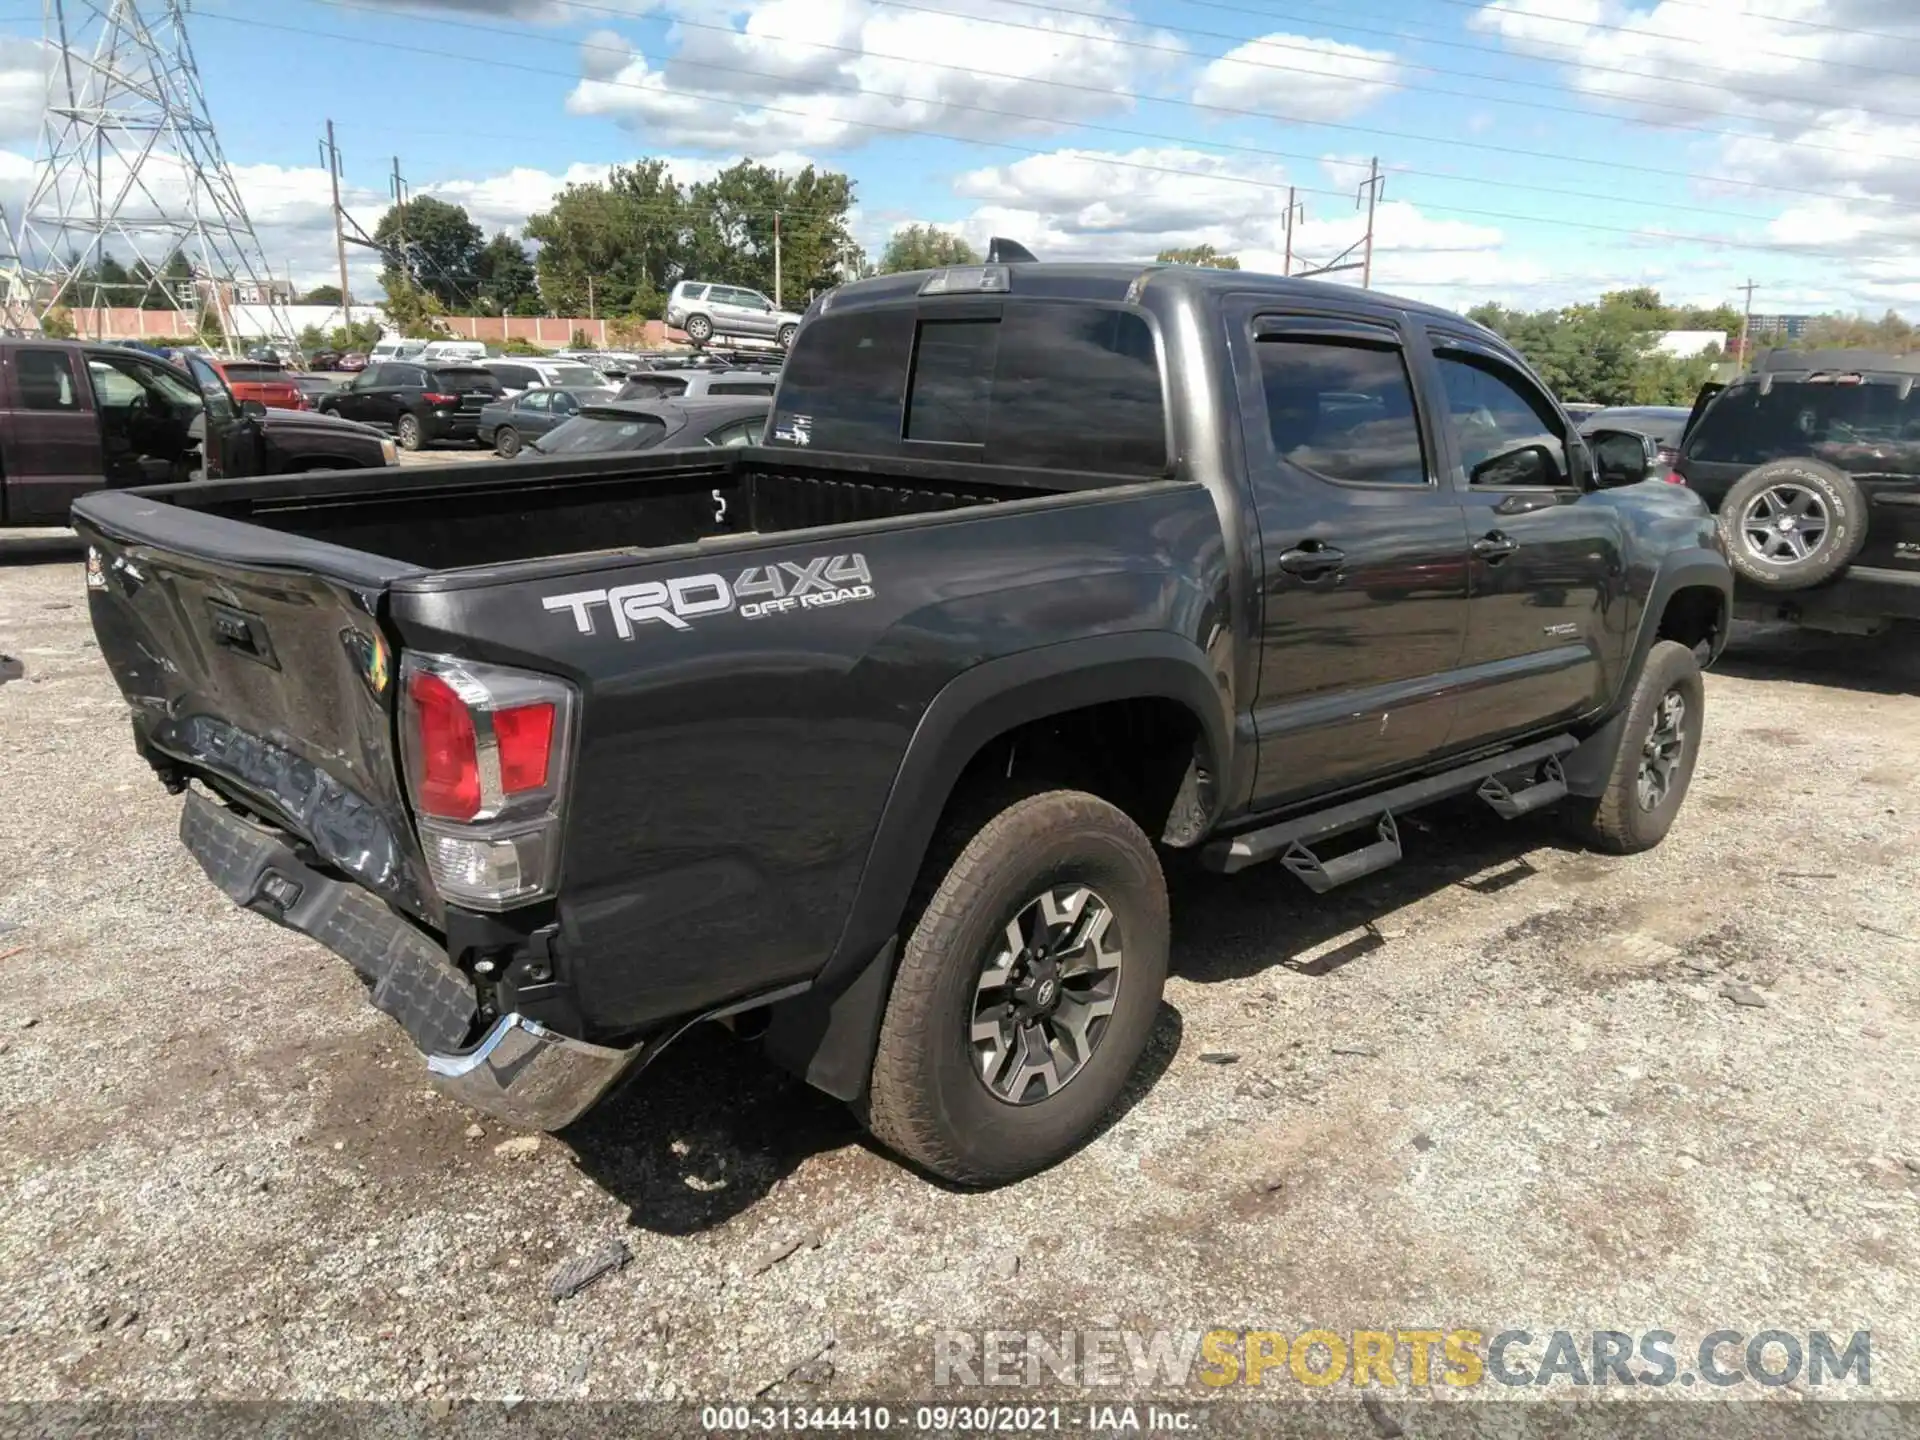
(666, 280), (805, 349)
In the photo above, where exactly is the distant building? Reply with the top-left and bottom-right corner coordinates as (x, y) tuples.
(1653, 329), (1727, 358)
(1748, 314), (1811, 341)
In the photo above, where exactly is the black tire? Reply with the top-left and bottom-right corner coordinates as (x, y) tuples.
(684, 314), (713, 344)
(395, 412), (423, 452)
(777, 323), (798, 349)
(1717, 458), (1866, 591)
(1562, 639), (1704, 855)
(863, 789), (1169, 1186)
(494, 426), (521, 459)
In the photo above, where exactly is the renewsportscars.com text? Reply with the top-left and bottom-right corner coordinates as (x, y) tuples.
(933, 1328), (1871, 1390)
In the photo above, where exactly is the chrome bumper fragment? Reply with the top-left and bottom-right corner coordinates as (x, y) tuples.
(427, 1012), (641, 1131)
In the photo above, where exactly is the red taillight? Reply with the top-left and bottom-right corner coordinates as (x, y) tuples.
(422, 391), (458, 406)
(408, 670), (481, 820)
(494, 702), (555, 793)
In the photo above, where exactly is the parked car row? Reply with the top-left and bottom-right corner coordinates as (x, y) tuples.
(479, 393), (769, 456)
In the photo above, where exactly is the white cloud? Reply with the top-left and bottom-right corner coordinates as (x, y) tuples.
(1193, 34), (1398, 122)
(567, 0), (1170, 152)
(938, 145), (1512, 307)
(1471, 1), (1920, 302)
(389, 0), (660, 21)
(0, 36), (46, 146)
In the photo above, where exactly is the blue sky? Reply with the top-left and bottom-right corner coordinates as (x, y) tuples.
(1, 0), (1914, 316)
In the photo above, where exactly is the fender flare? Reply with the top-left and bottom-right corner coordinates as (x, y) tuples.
(1565, 547), (1730, 799)
(763, 630), (1228, 1101)
(1628, 548), (1732, 685)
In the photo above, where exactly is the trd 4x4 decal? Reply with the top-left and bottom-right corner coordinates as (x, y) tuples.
(544, 554), (874, 637)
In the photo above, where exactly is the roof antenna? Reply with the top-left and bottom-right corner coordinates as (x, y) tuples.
(986, 237), (1038, 264)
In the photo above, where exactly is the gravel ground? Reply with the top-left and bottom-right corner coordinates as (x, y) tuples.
(2, 533), (1917, 1413)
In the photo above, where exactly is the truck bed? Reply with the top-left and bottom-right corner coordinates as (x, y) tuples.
(115, 446), (1128, 572)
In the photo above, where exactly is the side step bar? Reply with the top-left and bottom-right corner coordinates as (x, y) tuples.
(1202, 734), (1579, 881)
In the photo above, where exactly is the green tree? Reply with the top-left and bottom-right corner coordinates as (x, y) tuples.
(684, 161), (861, 304)
(1156, 244), (1241, 269)
(379, 269), (450, 338)
(1469, 289), (1739, 405)
(474, 232), (538, 315)
(128, 251), (197, 311)
(330, 317), (382, 351)
(878, 224), (978, 274)
(41, 306), (75, 339)
(373, 196), (483, 310)
(526, 159), (687, 318)
(300, 283), (343, 306)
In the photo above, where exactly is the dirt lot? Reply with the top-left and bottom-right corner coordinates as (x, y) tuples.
(2, 532), (1917, 1412)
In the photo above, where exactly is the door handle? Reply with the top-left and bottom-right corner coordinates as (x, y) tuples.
(1473, 531), (1519, 562)
(1277, 543), (1346, 578)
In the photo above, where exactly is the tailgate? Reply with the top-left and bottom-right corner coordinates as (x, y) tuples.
(73, 489), (439, 923)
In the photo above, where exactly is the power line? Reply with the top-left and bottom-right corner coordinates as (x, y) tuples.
(288, 0), (1920, 219)
(194, 7), (1896, 265)
(883, 0), (1920, 129)
(1317, 0), (1920, 66)
(448, 0), (1920, 155)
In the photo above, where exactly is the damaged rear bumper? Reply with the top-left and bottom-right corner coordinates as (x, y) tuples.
(179, 788), (638, 1130)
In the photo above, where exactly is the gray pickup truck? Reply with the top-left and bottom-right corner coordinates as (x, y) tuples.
(76, 261), (1731, 1184)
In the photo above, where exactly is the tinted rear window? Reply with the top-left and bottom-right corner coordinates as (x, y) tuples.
(489, 363), (537, 388)
(709, 379), (777, 397)
(619, 376), (687, 399)
(222, 364), (287, 383)
(539, 413), (669, 454)
(434, 368), (499, 390)
(772, 301), (1165, 474)
(1685, 379), (1920, 467)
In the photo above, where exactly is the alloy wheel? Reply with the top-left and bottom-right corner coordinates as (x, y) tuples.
(970, 885), (1123, 1105)
(1739, 483), (1829, 564)
(1637, 689), (1687, 811)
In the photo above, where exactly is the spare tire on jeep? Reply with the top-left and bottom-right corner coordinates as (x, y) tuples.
(1716, 458), (1867, 591)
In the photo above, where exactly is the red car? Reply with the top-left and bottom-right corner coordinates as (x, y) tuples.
(208, 358), (306, 411)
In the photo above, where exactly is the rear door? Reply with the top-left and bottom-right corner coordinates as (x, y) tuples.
(1226, 302), (1472, 806)
(433, 367), (502, 421)
(1, 346), (103, 524)
(1425, 328), (1627, 745)
(513, 387), (552, 435)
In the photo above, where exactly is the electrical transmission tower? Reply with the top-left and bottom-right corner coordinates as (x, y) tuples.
(18, 0), (295, 344)
(0, 203), (37, 334)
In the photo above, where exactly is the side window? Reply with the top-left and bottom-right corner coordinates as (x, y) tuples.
(683, 284), (708, 302)
(363, 365), (395, 387)
(87, 358), (148, 408)
(16, 350), (79, 410)
(517, 389), (550, 412)
(711, 381), (775, 396)
(1436, 352), (1569, 487)
(396, 366), (428, 389)
(550, 391), (579, 416)
(1253, 335), (1429, 486)
(706, 419), (761, 447)
(185, 354), (234, 424)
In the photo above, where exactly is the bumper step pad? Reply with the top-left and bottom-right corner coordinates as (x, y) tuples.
(181, 789), (476, 1053)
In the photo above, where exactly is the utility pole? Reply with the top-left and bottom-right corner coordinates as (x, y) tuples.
(586, 273), (594, 321)
(773, 210), (782, 308)
(1356, 157), (1384, 290)
(1738, 278), (1760, 368)
(321, 120), (352, 324)
(1281, 186), (1303, 277)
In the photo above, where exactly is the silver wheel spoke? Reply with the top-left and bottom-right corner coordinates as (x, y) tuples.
(968, 884), (1123, 1105)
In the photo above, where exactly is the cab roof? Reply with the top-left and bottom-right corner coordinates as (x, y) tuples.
(818, 260), (1479, 330)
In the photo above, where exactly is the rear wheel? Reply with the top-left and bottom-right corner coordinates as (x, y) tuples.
(1562, 640), (1704, 854)
(684, 314), (713, 344)
(493, 425), (521, 458)
(863, 789), (1169, 1186)
(777, 323), (798, 349)
(395, 413), (423, 451)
